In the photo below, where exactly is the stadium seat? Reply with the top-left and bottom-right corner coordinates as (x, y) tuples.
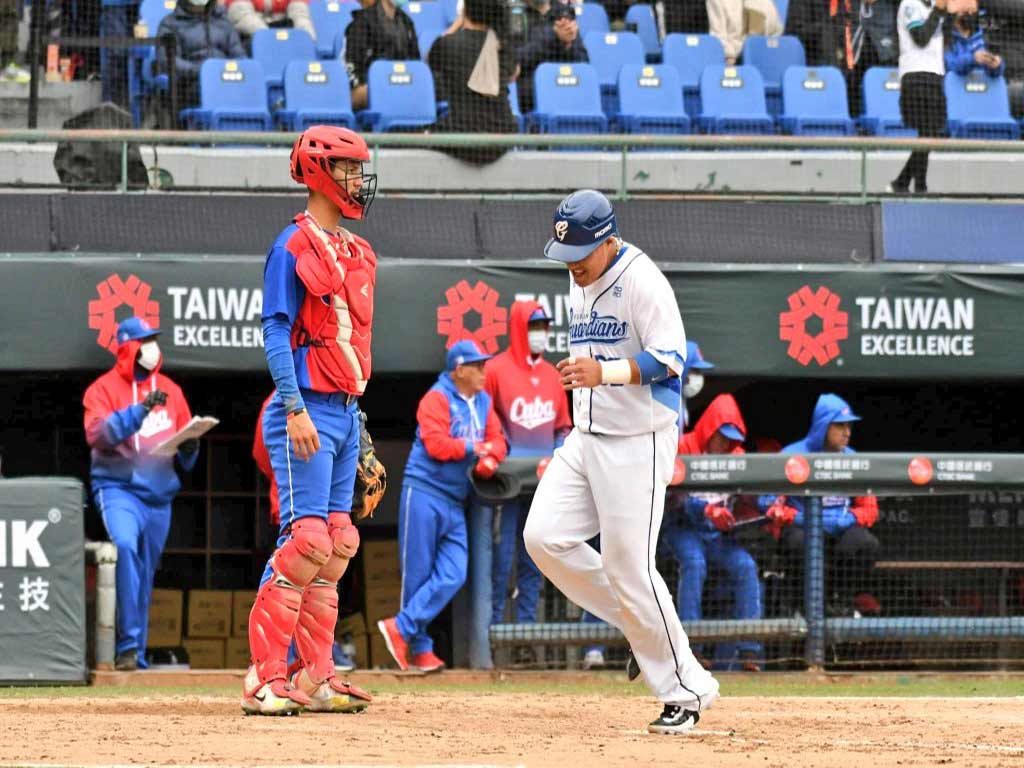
(945, 71), (1021, 140)
(583, 31), (645, 116)
(441, 0), (461, 26)
(780, 66), (855, 135)
(128, 0), (178, 126)
(308, 0), (358, 59)
(774, 0), (789, 28)
(531, 62), (607, 133)
(252, 28), (317, 107)
(181, 59), (273, 131)
(860, 67), (915, 136)
(662, 33), (725, 118)
(574, 2), (610, 37)
(405, 1), (447, 35)
(418, 27), (443, 60)
(361, 59), (437, 131)
(276, 60), (355, 130)
(617, 64), (689, 134)
(624, 3), (660, 61)
(697, 64), (773, 134)
(741, 34), (805, 115)
(508, 80), (525, 132)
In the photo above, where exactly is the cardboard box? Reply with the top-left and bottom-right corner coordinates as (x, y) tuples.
(187, 590), (232, 638)
(337, 612), (367, 639)
(184, 637), (226, 669)
(148, 589), (183, 647)
(364, 583), (401, 628)
(369, 631), (399, 669)
(361, 540), (401, 587)
(225, 636), (251, 669)
(232, 590), (257, 638)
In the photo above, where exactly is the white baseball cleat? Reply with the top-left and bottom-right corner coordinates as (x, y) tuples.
(647, 677), (720, 735)
(582, 649), (606, 670)
(241, 679), (308, 716)
(294, 673), (372, 714)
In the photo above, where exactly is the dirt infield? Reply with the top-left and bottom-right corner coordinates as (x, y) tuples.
(1, 684), (1023, 768)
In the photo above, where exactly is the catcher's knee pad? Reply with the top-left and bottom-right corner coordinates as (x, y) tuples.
(317, 511), (359, 583)
(245, 519), (332, 694)
(292, 577), (340, 687)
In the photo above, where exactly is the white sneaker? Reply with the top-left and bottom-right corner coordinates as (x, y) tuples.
(582, 649), (606, 670)
(240, 680), (307, 716)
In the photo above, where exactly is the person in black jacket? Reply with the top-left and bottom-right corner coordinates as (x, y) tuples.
(515, 0), (588, 112)
(345, 0), (420, 110)
(157, 0), (247, 114)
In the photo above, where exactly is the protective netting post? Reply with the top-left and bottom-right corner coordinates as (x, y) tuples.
(87, 541), (118, 669)
(468, 503), (494, 669)
(804, 497), (826, 669)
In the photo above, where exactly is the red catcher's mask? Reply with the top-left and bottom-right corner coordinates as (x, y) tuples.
(290, 126), (377, 220)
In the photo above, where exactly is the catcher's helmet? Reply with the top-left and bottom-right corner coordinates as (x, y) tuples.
(290, 125), (377, 220)
(543, 189), (617, 264)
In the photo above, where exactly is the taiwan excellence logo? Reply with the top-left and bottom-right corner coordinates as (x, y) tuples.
(779, 285), (849, 367)
(88, 273), (160, 353)
(436, 280), (508, 354)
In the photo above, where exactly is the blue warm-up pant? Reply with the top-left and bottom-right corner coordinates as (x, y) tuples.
(662, 526), (763, 655)
(95, 485), (171, 665)
(397, 483), (468, 656)
(490, 500), (542, 625)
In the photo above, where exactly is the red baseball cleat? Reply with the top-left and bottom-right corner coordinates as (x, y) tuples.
(411, 651), (446, 673)
(377, 617), (409, 671)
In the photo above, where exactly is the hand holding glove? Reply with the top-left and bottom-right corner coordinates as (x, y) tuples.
(474, 454), (499, 479)
(704, 504), (735, 532)
(851, 495), (879, 528)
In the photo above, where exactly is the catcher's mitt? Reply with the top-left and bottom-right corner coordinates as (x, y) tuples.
(352, 411), (386, 520)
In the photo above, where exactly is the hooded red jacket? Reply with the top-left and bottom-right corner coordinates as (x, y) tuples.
(483, 300), (571, 457)
(252, 393), (280, 525)
(83, 337), (194, 505)
(678, 394), (747, 456)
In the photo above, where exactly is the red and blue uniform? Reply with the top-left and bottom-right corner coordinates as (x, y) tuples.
(83, 321), (198, 665)
(398, 352), (507, 656)
(484, 301), (571, 625)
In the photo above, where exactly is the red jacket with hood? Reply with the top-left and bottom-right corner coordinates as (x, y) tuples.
(483, 300), (572, 458)
(252, 393), (280, 525)
(83, 337), (195, 506)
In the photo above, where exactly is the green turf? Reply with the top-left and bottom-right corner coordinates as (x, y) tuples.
(0, 674), (1021, 700)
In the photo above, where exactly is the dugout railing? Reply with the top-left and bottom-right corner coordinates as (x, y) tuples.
(483, 453), (1024, 670)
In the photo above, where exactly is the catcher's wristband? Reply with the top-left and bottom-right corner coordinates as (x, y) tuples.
(287, 407), (307, 421)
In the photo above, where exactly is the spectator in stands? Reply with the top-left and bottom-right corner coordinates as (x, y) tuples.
(707, 0), (782, 64)
(100, 0), (141, 107)
(83, 317), (200, 671)
(890, 0), (946, 195)
(681, 339), (715, 429)
(983, 0), (1024, 117)
(760, 394), (882, 618)
(429, 0), (520, 163)
(945, 1), (1004, 77)
(226, 0), (316, 42)
(515, 0), (588, 112)
(377, 340), (507, 673)
(0, 0), (28, 83)
(666, 393), (763, 672)
(157, 0), (247, 114)
(345, 0), (420, 111)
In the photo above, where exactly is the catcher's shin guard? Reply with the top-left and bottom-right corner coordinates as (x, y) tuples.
(245, 518), (332, 697)
(292, 512), (359, 690)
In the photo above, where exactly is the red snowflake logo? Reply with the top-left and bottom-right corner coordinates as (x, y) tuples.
(779, 285), (848, 367)
(88, 273), (160, 354)
(436, 280), (508, 354)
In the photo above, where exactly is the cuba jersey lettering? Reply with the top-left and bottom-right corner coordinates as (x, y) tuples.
(568, 243), (688, 436)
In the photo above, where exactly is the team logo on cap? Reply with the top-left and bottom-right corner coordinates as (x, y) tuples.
(554, 220), (569, 242)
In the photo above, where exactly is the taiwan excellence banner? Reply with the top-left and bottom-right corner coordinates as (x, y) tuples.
(2, 257), (1024, 378)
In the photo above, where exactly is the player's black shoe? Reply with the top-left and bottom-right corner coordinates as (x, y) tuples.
(648, 704), (700, 735)
(114, 649), (138, 671)
(626, 650), (641, 682)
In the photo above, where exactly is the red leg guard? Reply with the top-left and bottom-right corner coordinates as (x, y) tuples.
(245, 518), (331, 696)
(292, 512), (359, 687)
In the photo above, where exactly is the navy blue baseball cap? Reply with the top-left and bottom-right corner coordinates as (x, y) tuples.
(528, 307), (552, 323)
(685, 341), (715, 373)
(446, 339), (491, 371)
(117, 317), (161, 345)
(719, 423), (745, 441)
(543, 189), (618, 264)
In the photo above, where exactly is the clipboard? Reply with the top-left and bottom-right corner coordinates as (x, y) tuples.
(150, 416), (219, 457)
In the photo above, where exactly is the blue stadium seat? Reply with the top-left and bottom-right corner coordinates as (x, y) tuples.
(252, 28), (317, 107)
(780, 66), (855, 135)
(624, 3), (660, 60)
(441, 0), (461, 26)
(741, 34), (805, 115)
(698, 64), (773, 134)
(531, 62), (607, 133)
(774, 0), (789, 28)
(276, 60), (355, 130)
(404, 1), (447, 35)
(860, 67), (915, 136)
(181, 59), (273, 131)
(128, 0), (178, 126)
(574, 2), (610, 37)
(361, 59), (437, 131)
(418, 27), (442, 60)
(308, 0), (358, 59)
(583, 31), (645, 116)
(617, 64), (689, 134)
(508, 80), (524, 132)
(945, 71), (1021, 140)
(662, 33), (725, 118)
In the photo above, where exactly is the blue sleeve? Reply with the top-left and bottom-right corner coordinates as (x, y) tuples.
(263, 316), (304, 414)
(823, 509), (857, 536)
(262, 243), (305, 413)
(101, 404), (147, 447)
(945, 43), (973, 75)
(990, 54), (1006, 78)
(683, 495), (710, 529)
(634, 351), (671, 385)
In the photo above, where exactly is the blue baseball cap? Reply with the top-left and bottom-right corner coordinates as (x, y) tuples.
(719, 423), (745, 441)
(543, 189), (618, 264)
(446, 339), (491, 371)
(117, 317), (161, 345)
(528, 308), (552, 323)
(685, 341), (714, 372)
(831, 405), (861, 423)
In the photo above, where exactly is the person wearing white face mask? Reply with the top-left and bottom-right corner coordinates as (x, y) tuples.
(83, 317), (199, 671)
(681, 340), (715, 429)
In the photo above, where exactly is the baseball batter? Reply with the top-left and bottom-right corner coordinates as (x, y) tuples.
(523, 190), (719, 735)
